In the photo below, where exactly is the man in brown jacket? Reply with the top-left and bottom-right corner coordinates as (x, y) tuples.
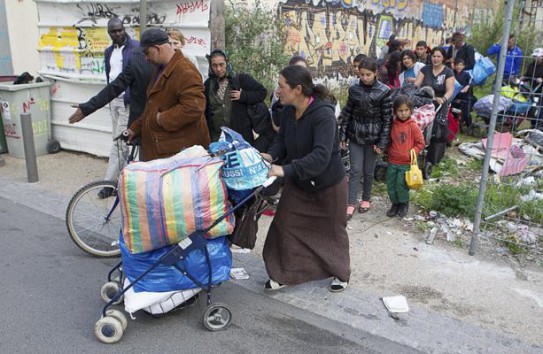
(127, 28), (210, 161)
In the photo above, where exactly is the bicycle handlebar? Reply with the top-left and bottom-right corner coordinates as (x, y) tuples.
(113, 130), (130, 142)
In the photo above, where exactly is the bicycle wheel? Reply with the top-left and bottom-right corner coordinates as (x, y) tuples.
(66, 180), (122, 257)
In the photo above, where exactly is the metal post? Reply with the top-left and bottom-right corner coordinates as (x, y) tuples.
(20, 113), (39, 183)
(469, 0), (517, 256)
(140, 0), (148, 33)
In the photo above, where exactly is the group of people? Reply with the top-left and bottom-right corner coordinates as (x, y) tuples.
(68, 23), (348, 293)
(67, 23), (542, 296)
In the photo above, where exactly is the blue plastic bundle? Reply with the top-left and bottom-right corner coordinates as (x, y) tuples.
(120, 235), (232, 293)
(209, 127), (269, 204)
(469, 57), (496, 85)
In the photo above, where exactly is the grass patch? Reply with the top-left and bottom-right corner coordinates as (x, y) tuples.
(412, 173), (542, 223)
(483, 182), (532, 217)
(414, 221), (428, 233)
(518, 199), (543, 224)
(372, 180), (388, 197)
(430, 157), (460, 178)
(505, 240), (526, 255)
(454, 238), (464, 248)
(413, 184), (477, 217)
(466, 158), (483, 171)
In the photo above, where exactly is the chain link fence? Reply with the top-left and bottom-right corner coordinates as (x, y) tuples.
(470, 0), (543, 264)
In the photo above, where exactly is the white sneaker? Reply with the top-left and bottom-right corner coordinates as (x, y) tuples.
(329, 277), (348, 292)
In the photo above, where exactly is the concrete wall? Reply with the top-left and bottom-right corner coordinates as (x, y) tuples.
(4, 0), (40, 76)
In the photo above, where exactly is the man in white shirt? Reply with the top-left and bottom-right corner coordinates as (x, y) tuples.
(98, 18), (139, 198)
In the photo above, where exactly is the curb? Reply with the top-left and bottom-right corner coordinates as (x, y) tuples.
(1, 174), (541, 354)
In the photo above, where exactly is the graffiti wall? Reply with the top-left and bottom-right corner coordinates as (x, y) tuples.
(36, 0), (211, 80)
(33, 0), (212, 157)
(278, 0), (498, 76)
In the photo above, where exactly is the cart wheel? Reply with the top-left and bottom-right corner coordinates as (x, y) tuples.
(46, 139), (61, 154)
(105, 309), (128, 330)
(100, 281), (123, 305)
(423, 162), (433, 180)
(95, 316), (123, 344)
(203, 303), (232, 331)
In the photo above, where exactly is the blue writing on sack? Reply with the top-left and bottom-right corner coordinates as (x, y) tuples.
(222, 161), (267, 178)
(224, 151), (241, 168)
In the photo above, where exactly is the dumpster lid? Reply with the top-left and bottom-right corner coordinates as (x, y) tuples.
(0, 81), (53, 92)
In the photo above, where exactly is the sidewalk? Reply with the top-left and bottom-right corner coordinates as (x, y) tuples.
(1, 151), (542, 353)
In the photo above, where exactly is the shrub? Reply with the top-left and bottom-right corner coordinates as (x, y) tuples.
(225, 0), (289, 93)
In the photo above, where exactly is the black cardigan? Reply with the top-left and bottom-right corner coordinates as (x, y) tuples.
(204, 73), (269, 148)
(269, 99), (345, 192)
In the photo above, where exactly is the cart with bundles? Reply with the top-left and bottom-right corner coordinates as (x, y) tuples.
(94, 128), (273, 344)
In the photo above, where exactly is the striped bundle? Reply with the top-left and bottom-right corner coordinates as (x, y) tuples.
(119, 154), (235, 254)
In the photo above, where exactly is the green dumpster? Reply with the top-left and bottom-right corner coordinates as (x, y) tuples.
(0, 110), (7, 153)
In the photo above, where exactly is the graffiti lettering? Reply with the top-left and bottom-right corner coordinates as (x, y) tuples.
(371, 0), (408, 11)
(121, 12), (166, 26)
(176, 0), (209, 15)
(76, 3), (119, 23)
(80, 58), (106, 75)
(4, 122), (20, 139)
(185, 36), (207, 47)
(77, 28), (86, 50)
(32, 120), (50, 137)
(22, 98), (36, 113)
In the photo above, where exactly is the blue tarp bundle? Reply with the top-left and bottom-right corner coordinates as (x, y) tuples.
(120, 235), (232, 293)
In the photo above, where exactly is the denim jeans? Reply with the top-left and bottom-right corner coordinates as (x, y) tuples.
(348, 141), (378, 205)
(104, 97), (129, 181)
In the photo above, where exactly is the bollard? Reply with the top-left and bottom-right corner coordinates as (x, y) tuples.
(20, 113), (39, 182)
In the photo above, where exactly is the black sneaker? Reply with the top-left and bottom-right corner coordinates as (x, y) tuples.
(97, 187), (116, 199)
(397, 203), (409, 218)
(387, 204), (399, 217)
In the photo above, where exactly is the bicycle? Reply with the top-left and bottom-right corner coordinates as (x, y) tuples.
(65, 131), (138, 257)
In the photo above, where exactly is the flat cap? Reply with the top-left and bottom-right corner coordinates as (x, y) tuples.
(140, 28), (169, 49)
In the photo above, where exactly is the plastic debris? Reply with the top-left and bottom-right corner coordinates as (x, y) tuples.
(382, 295), (409, 320)
(230, 268), (250, 280)
(520, 190), (543, 202)
(517, 225), (537, 244)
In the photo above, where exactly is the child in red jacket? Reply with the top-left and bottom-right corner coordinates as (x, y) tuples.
(386, 95), (425, 217)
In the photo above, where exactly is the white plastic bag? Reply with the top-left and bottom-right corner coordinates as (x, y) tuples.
(123, 278), (201, 316)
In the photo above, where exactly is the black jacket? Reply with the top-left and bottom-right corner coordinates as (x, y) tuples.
(446, 43), (476, 70)
(339, 80), (393, 150)
(204, 73), (273, 151)
(268, 99), (345, 192)
(80, 48), (154, 128)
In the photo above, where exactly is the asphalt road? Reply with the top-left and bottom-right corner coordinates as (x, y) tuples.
(0, 197), (420, 354)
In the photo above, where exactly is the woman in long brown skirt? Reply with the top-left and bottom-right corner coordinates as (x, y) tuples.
(262, 65), (350, 292)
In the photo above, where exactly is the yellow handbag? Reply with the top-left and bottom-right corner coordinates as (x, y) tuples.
(405, 149), (423, 190)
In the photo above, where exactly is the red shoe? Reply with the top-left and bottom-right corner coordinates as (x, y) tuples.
(262, 209), (276, 217)
(346, 205), (356, 220)
(358, 201), (370, 213)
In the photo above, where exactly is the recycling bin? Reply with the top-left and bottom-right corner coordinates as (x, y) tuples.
(0, 80), (54, 158)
